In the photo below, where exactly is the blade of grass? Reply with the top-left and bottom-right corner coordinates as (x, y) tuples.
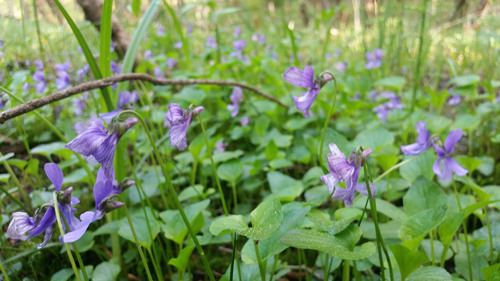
(100, 0), (113, 99)
(118, 0), (161, 91)
(53, 0), (114, 111)
(285, 23), (298, 65)
(31, 0), (44, 56)
(163, 0), (190, 65)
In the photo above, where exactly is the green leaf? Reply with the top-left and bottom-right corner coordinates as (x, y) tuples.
(280, 227), (376, 260)
(482, 264), (500, 281)
(353, 127), (395, 152)
(449, 75), (480, 87)
(118, 0), (161, 91)
(173, 87), (206, 104)
(160, 200), (210, 245)
(307, 208), (363, 234)
(0, 153), (14, 162)
(265, 140), (278, 160)
(31, 142), (66, 157)
(454, 253), (487, 280)
(267, 171), (304, 201)
(353, 198), (407, 223)
(406, 266), (452, 281)
(119, 207), (160, 248)
(100, 0), (113, 80)
(455, 155), (482, 173)
(374, 76), (406, 90)
(438, 211), (464, 246)
(51, 268), (74, 281)
(209, 150), (244, 164)
(217, 158), (243, 183)
(92, 261), (120, 281)
(132, 0), (141, 15)
(241, 202), (310, 263)
(168, 246), (195, 272)
(210, 197), (282, 240)
(400, 150), (435, 181)
(452, 114), (481, 130)
(390, 244), (428, 281)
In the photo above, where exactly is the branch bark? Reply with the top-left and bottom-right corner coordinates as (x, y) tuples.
(0, 73), (288, 123)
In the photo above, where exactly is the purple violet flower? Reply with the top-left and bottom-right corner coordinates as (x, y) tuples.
(335, 62), (347, 73)
(369, 90), (379, 102)
(65, 117), (138, 179)
(63, 168), (130, 243)
(187, 25), (193, 36)
(33, 70), (47, 94)
(497, 91), (500, 102)
(283, 65), (331, 117)
(325, 53), (332, 60)
(144, 50), (152, 60)
(252, 34), (266, 45)
(214, 141), (227, 154)
(154, 67), (164, 79)
(334, 48), (341, 57)
(77, 64), (90, 77)
(174, 41), (183, 49)
(432, 130), (468, 181)
(227, 87), (243, 117)
(372, 91), (402, 123)
(401, 121), (432, 155)
(7, 163), (80, 249)
(55, 62), (71, 90)
(206, 36), (218, 48)
(117, 91), (139, 108)
(73, 98), (86, 116)
(111, 61), (121, 74)
(34, 60), (44, 70)
(231, 40), (247, 60)
(240, 116), (250, 127)
(234, 26), (241, 38)
(164, 104), (204, 150)
(448, 94), (462, 106)
(157, 26), (166, 37)
(320, 144), (375, 206)
(365, 49), (383, 69)
(167, 58), (177, 69)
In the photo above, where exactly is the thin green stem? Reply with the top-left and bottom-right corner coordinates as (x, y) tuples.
(51, 193), (82, 281)
(117, 197), (154, 281)
(0, 185), (32, 215)
(254, 240), (266, 281)
(342, 259), (350, 281)
(198, 115), (229, 215)
(0, 152), (32, 212)
(0, 259), (10, 281)
(269, 255), (279, 281)
(318, 74), (339, 168)
(373, 156), (419, 184)
(410, 0), (429, 113)
(364, 164), (394, 281)
(118, 110), (216, 281)
(231, 181), (238, 212)
(484, 207), (494, 264)
(452, 181), (473, 281)
(429, 230), (435, 265)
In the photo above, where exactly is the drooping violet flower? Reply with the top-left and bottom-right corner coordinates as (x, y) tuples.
(252, 34), (266, 45)
(77, 64), (89, 78)
(448, 94), (462, 106)
(7, 163), (80, 249)
(65, 117), (138, 179)
(164, 104), (204, 150)
(320, 144), (375, 206)
(174, 41), (183, 49)
(365, 49), (383, 69)
(167, 58), (177, 69)
(206, 36), (218, 48)
(154, 67), (164, 79)
(283, 65), (332, 117)
(63, 168), (131, 243)
(187, 25), (193, 36)
(117, 90), (139, 108)
(33, 70), (47, 94)
(111, 61), (121, 74)
(214, 141), (227, 154)
(144, 50), (152, 60)
(240, 116), (250, 127)
(401, 121), (431, 155)
(22, 82), (31, 90)
(157, 26), (166, 37)
(432, 130), (468, 181)
(234, 26), (241, 38)
(335, 62), (347, 73)
(55, 62), (71, 90)
(227, 87), (243, 117)
(231, 40), (247, 60)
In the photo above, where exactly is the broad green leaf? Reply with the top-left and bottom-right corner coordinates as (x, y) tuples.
(265, 140), (278, 160)
(400, 150), (435, 181)
(390, 244), (428, 281)
(284, 118), (314, 131)
(173, 87), (206, 104)
(241, 203), (310, 263)
(375, 76), (406, 89)
(280, 227), (376, 260)
(482, 264), (500, 281)
(168, 246), (195, 272)
(209, 150), (244, 164)
(449, 75), (480, 87)
(403, 176), (448, 216)
(353, 198), (407, 223)
(119, 207), (160, 248)
(160, 200), (210, 244)
(0, 153), (14, 162)
(132, 0), (141, 15)
(406, 266), (452, 281)
(399, 207), (447, 250)
(307, 208), (363, 234)
(452, 114), (481, 130)
(455, 155), (482, 173)
(438, 211), (464, 246)
(51, 268), (74, 281)
(454, 253), (487, 280)
(217, 158), (243, 183)
(31, 142), (66, 157)
(267, 171), (304, 201)
(210, 197), (282, 240)
(353, 127), (394, 151)
(92, 261), (120, 281)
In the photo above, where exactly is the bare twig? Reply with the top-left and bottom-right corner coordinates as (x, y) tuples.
(0, 73), (288, 123)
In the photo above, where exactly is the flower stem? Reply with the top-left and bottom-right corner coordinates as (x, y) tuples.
(51, 193), (83, 281)
(373, 155), (419, 184)
(364, 164), (394, 281)
(118, 110), (216, 281)
(0, 151), (33, 212)
(452, 180), (473, 281)
(318, 74), (338, 169)
(117, 197), (154, 281)
(0, 259), (10, 281)
(484, 207), (494, 264)
(198, 115), (229, 215)
(342, 259), (350, 281)
(254, 240), (266, 281)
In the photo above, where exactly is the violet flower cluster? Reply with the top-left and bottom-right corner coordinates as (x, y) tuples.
(283, 65), (332, 117)
(372, 91), (402, 123)
(55, 62), (71, 90)
(227, 87), (243, 117)
(33, 59), (47, 94)
(164, 104), (204, 150)
(365, 49), (383, 69)
(321, 144), (375, 206)
(401, 121), (468, 181)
